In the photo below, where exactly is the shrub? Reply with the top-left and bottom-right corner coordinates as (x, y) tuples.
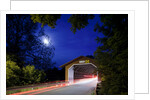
(22, 65), (46, 84)
(6, 60), (21, 87)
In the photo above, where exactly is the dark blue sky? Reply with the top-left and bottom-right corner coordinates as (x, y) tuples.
(41, 14), (103, 67)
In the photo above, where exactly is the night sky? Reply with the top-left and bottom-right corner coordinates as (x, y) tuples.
(38, 14), (103, 68)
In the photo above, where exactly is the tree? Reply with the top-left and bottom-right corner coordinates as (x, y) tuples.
(6, 54), (46, 87)
(6, 55), (21, 87)
(45, 67), (65, 81)
(86, 55), (95, 59)
(6, 14), (55, 70)
(30, 14), (94, 33)
(94, 14), (128, 95)
(25, 28), (55, 70)
(68, 14), (94, 33)
(6, 14), (38, 67)
(22, 65), (46, 84)
(30, 14), (61, 28)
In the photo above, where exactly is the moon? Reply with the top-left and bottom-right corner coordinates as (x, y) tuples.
(43, 38), (49, 45)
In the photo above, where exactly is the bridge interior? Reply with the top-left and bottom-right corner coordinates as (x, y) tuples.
(68, 64), (97, 82)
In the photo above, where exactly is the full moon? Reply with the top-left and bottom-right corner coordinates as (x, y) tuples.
(43, 38), (49, 45)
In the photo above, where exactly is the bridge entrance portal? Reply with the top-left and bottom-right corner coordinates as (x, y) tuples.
(59, 56), (100, 82)
(68, 63), (97, 82)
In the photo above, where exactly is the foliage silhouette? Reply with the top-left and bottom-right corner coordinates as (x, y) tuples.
(6, 14), (55, 70)
(94, 14), (128, 95)
(6, 55), (46, 87)
(6, 14), (55, 87)
(30, 14), (61, 28)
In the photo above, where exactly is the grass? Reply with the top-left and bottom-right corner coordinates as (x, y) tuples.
(6, 86), (48, 95)
(6, 80), (65, 95)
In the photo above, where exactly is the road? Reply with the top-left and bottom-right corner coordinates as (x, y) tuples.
(17, 78), (97, 95)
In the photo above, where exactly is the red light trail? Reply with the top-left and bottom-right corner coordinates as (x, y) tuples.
(9, 77), (97, 95)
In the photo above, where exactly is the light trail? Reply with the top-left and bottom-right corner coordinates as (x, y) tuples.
(7, 80), (67, 92)
(28, 85), (66, 95)
(9, 77), (98, 95)
(10, 85), (57, 95)
(74, 77), (98, 85)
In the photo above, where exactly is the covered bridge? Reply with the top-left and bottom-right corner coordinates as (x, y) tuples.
(59, 56), (99, 82)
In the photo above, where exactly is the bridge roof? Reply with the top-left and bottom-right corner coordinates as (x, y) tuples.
(59, 56), (98, 68)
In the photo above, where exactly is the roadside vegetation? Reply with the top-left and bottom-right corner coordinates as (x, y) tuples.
(94, 15), (128, 95)
(6, 55), (46, 87)
(6, 86), (46, 95)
